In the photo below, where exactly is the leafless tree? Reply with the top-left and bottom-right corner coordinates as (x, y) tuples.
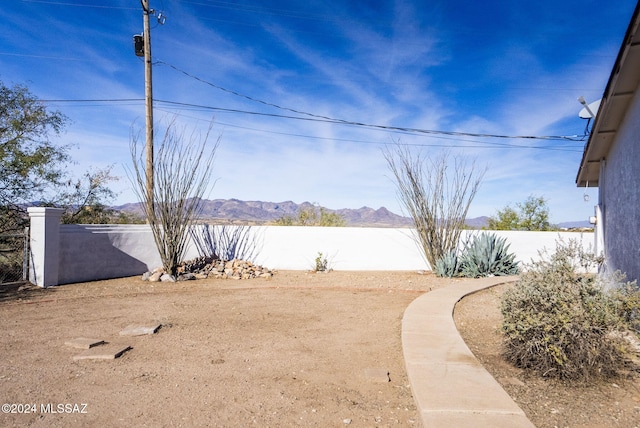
(129, 119), (219, 276)
(384, 144), (485, 269)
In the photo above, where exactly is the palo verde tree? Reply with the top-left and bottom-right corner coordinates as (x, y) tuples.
(129, 119), (219, 277)
(0, 81), (128, 231)
(57, 166), (143, 225)
(488, 195), (554, 231)
(384, 144), (485, 269)
(0, 81), (70, 232)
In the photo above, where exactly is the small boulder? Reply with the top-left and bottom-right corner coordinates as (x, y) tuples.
(178, 273), (196, 281)
(148, 271), (162, 282)
(160, 274), (176, 282)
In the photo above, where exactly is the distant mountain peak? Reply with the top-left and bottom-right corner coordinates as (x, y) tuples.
(117, 199), (589, 230)
(115, 198), (413, 227)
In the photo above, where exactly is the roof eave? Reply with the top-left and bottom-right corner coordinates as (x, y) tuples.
(576, 3), (640, 188)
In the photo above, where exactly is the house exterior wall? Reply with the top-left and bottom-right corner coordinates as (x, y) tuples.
(600, 88), (640, 283)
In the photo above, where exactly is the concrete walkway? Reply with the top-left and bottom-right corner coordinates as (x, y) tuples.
(402, 276), (535, 427)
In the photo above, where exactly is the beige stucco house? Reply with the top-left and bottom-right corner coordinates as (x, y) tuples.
(576, 3), (640, 282)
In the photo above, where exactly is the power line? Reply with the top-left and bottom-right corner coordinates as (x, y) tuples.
(155, 105), (582, 152)
(154, 99), (585, 150)
(41, 97), (585, 152)
(176, 0), (342, 22)
(0, 52), (89, 61)
(156, 60), (586, 142)
(19, 0), (138, 10)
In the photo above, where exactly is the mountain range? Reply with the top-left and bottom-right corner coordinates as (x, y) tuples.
(115, 199), (417, 227)
(115, 199), (590, 229)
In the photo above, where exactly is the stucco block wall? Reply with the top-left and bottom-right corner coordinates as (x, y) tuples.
(251, 226), (425, 270)
(601, 88), (640, 283)
(42, 221), (594, 286)
(58, 225), (162, 284)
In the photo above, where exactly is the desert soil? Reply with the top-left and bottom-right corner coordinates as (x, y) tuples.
(0, 271), (448, 428)
(1, 271), (638, 427)
(455, 283), (640, 428)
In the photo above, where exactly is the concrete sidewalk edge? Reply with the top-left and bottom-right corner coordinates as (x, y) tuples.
(401, 276), (536, 428)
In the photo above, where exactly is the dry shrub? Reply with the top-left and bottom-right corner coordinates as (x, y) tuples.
(501, 239), (640, 381)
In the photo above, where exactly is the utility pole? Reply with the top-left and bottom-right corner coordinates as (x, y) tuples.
(142, 0), (154, 218)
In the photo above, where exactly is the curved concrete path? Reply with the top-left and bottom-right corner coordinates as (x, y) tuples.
(402, 276), (535, 428)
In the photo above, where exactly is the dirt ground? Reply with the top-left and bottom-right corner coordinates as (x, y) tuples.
(0, 271), (451, 428)
(1, 272), (639, 428)
(455, 283), (640, 428)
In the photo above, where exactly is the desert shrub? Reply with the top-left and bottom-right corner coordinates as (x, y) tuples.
(607, 272), (640, 334)
(0, 233), (25, 283)
(501, 239), (639, 381)
(314, 252), (330, 272)
(434, 232), (518, 278)
(0, 256), (23, 283)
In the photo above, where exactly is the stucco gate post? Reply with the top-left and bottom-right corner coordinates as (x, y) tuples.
(27, 207), (64, 288)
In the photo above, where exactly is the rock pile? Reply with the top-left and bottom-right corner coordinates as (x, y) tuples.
(142, 256), (274, 282)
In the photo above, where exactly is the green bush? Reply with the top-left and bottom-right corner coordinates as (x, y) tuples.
(434, 232), (519, 278)
(501, 239), (640, 381)
(314, 252), (330, 272)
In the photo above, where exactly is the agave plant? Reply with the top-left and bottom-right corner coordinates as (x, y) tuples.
(435, 249), (461, 277)
(459, 232), (519, 278)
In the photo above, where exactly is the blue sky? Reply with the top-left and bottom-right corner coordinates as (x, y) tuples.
(1, 0), (637, 222)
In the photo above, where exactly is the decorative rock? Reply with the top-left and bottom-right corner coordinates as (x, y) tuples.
(141, 257), (274, 282)
(148, 271), (162, 282)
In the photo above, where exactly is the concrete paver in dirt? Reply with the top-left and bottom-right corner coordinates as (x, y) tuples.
(73, 344), (132, 361)
(65, 338), (105, 349)
(119, 324), (162, 336)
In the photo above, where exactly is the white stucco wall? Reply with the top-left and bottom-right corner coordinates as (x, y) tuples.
(600, 88), (640, 283)
(40, 222), (595, 286)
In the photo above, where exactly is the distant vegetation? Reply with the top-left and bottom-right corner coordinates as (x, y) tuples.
(488, 195), (557, 231)
(272, 204), (346, 227)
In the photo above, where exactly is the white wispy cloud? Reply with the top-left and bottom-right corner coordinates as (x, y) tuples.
(1, 0), (633, 222)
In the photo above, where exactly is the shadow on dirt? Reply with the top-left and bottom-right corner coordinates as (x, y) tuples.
(0, 282), (53, 304)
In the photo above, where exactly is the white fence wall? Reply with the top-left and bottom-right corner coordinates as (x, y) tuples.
(27, 208), (595, 287)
